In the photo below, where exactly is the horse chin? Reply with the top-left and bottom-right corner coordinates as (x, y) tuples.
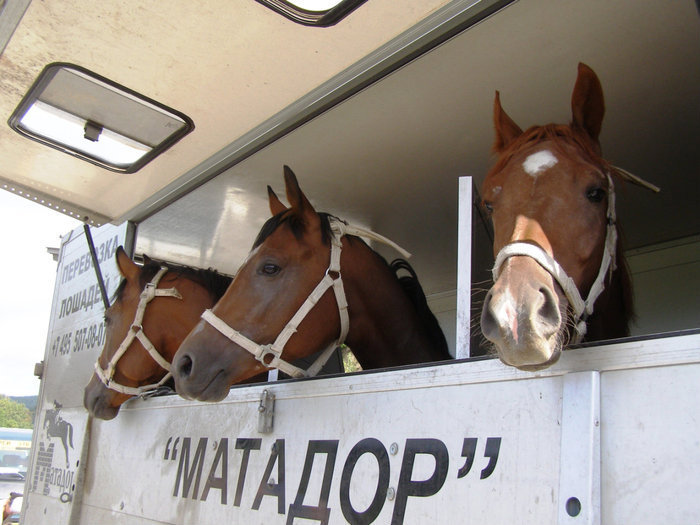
(90, 403), (121, 421)
(494, 334), (563, 371)
(182, 369), (231, 402)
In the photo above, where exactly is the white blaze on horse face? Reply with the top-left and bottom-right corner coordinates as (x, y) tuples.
(523, 150), (559, 178)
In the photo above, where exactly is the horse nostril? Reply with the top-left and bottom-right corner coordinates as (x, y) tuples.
(480, 290), (501, 341)
(177, 354), (193, 378)
(537, 286), (561, 331)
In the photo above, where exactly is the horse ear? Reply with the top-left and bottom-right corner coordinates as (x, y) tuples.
(493, 91), (523, 153)
(268, 185), (288, 216)
(283, 165), (316, 217)
(115, 246), (140, 282)
(571, 62), (605, 147)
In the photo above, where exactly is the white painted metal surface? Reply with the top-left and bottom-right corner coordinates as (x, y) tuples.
(36, 333), (700, 524)
(456, 176), (472, 358)
(557, 372), (600, 524)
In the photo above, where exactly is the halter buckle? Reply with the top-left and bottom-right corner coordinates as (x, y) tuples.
(142, 282), (157, 300)
(258, 345), (281, 366)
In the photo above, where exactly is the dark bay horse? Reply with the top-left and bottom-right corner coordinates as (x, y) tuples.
(172, 166), (450, 402)
(480, 63), (657, 370)
(83, 247), (233, 419)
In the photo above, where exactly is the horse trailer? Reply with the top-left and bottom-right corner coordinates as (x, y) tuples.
(1, 0), (698, 523)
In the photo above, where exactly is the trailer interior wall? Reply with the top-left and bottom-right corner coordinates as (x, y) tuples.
(626, 235), (700, 336)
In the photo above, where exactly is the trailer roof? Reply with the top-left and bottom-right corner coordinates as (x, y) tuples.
(0, 0), (453, 224)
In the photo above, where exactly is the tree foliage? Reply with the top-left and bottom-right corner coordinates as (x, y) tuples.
(0, 396), (33, 428)
(341, 346), (362, 373)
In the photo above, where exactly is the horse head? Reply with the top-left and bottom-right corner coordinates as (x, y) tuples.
(479, 63), (635, 370)
(172, 166), (449, 402)
(83, 247), (231, 419)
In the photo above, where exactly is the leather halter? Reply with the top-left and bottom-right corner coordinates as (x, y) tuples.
(491, 172), (618, 344)
(201, 216), (411, 379)
(95, 266), (182, 396)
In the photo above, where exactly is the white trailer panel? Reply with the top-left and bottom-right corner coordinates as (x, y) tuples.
(24, 332), (698, 524)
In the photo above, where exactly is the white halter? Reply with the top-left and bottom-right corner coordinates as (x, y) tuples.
(201, 216), (411, 379)
(491, 172), (618, 344)
(95, 266), (182, 396)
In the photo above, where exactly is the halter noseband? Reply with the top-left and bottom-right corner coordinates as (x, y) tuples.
(491, 172), (618, 344)
(95, 266), (182, 396)
(201, 217), (411, 379)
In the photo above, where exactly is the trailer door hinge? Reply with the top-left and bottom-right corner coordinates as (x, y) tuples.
(257, 389), (275, 434)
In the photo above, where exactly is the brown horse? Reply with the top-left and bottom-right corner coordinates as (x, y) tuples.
(172, 167), (450, 402)
(83, 247), (233, 419)
(479, 63), (658, 370)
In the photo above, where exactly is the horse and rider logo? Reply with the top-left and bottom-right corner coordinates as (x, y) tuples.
(43, 401), (74, 468)
(32, 401), (77, 497)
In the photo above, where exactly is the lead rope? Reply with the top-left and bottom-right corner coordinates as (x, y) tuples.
(201, 217), (410, 378)
(95, 266), (183, 396)
(492, 173), (618, 344)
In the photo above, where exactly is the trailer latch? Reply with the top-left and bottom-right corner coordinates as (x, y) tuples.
(257, 389), (275, 434)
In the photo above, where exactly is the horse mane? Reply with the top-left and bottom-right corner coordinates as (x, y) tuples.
(253, 211), (451, 358)
(487, 123), (610, 179)
(489, 122), (635, 341)
(585, 227), (635, 341)
(253, 210), (334, 248)
(112, 257), (233, 304)
(389, 258), (451, 359)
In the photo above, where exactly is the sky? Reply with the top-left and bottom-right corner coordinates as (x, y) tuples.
(0, 190), (80, 397)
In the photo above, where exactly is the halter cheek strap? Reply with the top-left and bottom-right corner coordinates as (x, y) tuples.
(95, 266), (182, 396)
(201, 217), (410, 379)
(492, 173), (618, 343)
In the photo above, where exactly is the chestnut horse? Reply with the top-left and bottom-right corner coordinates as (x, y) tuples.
(172, 167), (450, 402)
(480, 63), (657, 370)
(83, 247), (233, 419)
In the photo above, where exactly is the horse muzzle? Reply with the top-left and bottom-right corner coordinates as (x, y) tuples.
(171, 322), (242, 402)
(481, 257), (564, 370)
(83, 374), (123, 420)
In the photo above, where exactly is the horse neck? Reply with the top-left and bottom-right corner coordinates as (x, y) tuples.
(342, 240), (449, 368)
(584, 243), (633, 341)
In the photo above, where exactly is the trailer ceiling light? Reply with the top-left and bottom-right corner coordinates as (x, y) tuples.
(256, 0), (367, 26)
(8, 63), (194, 173)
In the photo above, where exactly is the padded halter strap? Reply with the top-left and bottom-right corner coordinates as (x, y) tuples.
(491, 173), (618, 344)
(201, 217), (410, 378)
(95, 266), (183, 396)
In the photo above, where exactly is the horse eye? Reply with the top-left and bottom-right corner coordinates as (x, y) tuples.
(259, 262), (281, 276)
(482, 200), (494, 213)
(586, 187), (606, 203)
